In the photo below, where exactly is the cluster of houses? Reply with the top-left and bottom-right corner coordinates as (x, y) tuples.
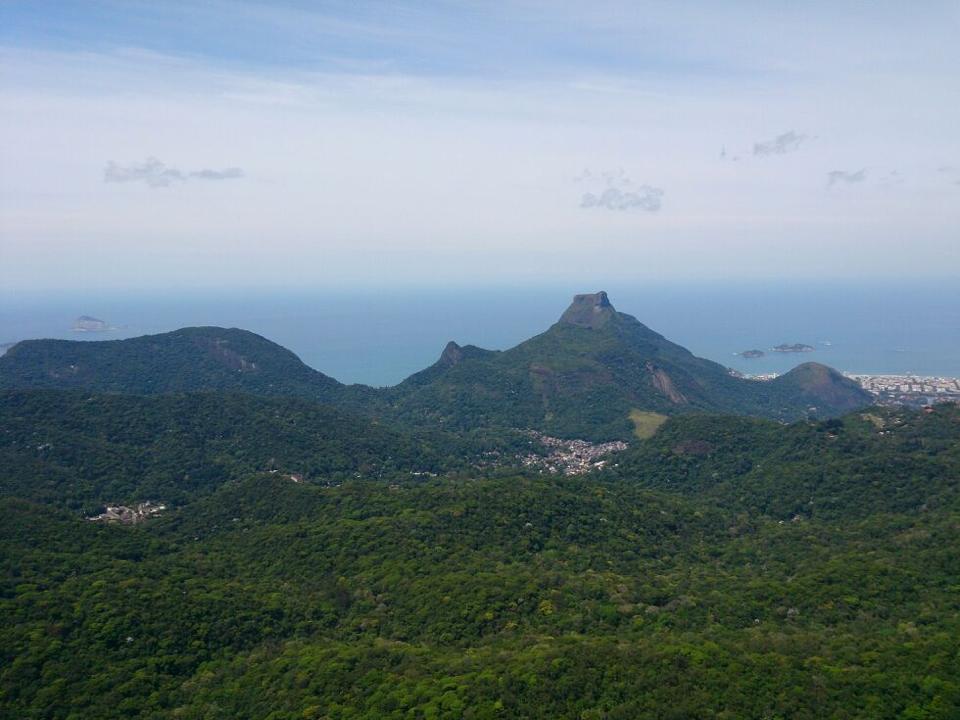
(521, 432), (628, 475)
(848, 374), (960, 407)
(87, 501), (167, 524)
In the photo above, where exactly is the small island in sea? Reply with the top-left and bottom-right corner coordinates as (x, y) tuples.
(72, 315), (109, 332)
(737, 349), (766, 358)
(771, 342), (815, 353)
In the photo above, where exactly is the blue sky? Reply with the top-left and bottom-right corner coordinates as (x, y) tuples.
(0, 1), (802, 76)
(1, 1), (958, 292)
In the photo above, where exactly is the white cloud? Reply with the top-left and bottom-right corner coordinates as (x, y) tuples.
(827, 169), (867, 186)
(581, 186), (663, 212)
(104, 157), (243, 188)
(578, 169), (663, 212)
(188, 167), (244, 180)
(753, 131), (807, 157)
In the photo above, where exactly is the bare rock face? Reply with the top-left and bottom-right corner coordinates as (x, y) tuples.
(646, 362), (688, 404)
(195, 336), (259, 372)
(439, 341), (465, 367)
(558, 291), (617, 329)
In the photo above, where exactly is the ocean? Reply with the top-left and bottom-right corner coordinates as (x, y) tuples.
(2, 280), (959, 386)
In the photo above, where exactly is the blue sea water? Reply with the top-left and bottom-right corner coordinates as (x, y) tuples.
(2, 280), (958, 386)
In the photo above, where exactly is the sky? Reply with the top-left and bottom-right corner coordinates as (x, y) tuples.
(1, 0), (959, 293)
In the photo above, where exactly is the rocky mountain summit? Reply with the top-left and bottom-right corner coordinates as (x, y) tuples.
(558, 291), (617, 329)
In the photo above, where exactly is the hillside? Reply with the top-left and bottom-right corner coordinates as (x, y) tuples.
(2, 403), (958, 718)
(604, 403), (960, 519)
(0, 389), (515, 513)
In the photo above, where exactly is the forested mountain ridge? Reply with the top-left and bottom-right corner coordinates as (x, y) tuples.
(1, 315), (957, 719)
(0, 293), (872, 440)
(3, 385), (953, 523)
(386, 292), (871, 438)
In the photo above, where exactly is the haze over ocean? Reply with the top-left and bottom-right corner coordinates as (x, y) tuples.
(3, 280), (958, 386)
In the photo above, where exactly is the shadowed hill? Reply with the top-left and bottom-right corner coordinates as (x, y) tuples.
(0, 327), (348, 400)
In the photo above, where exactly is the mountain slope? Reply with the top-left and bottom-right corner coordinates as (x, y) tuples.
(3, 402), (959, 717)
(604, 402), (960, 519)
(387, 292), (871, 438)
(0, 389), (490, 511)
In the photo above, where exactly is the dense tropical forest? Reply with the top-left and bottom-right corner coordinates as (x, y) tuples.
(0, 389), (521, 513)
(1, 295), (957, 718)
(2, 384), (958, 717)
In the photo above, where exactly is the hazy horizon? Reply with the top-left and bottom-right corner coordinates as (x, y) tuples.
(4, 280), (958, 385)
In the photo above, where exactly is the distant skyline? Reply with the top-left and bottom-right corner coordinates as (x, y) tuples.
(1, 1), (959, 293)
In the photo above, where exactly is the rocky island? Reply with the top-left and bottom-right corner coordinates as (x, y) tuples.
(771, 343), (815, 353)
(737, 349), (766, 358)
(72, 315), (109, 332)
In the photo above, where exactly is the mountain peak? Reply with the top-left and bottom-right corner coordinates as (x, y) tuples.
(559, 291), (616, 329)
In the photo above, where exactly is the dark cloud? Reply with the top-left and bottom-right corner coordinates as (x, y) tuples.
(827, 169), (867, 186)
(753, 131), (807, 157)
(104, 157), (244, 188)
(577, 168), (663, 212)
